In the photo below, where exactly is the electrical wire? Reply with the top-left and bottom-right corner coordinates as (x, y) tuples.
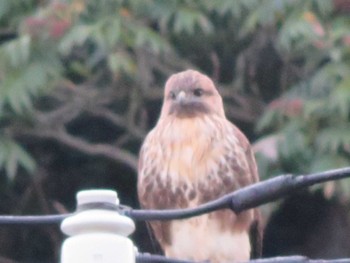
(136, 253), (207, 263)
(136, 254), (350, 263)
(125, 167), (350, 221)
(0, 167), (350, 263)
(1, 167), (350, 224)
(0, 214), (70, 225)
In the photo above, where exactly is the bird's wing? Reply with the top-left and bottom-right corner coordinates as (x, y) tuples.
(231, 123), (263, 258)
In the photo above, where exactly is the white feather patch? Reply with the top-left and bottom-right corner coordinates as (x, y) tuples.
(165, 215), (251, 263)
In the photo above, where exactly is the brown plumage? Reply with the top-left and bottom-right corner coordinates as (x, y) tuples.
(138, 70), (262, 262)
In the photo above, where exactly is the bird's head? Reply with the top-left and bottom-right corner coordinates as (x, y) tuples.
(160, 70), (225, 119)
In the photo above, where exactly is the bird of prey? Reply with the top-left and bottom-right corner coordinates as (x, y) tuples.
(138, 70), (262, 263)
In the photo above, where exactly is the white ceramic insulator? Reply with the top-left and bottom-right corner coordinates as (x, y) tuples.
(77, 189), (120, 206)
(60, 189), (136, 263)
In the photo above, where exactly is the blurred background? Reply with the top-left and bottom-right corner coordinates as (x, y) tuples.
(0, 0), (350, 262)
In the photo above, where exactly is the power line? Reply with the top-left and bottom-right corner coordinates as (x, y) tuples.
(1, 167), (350, 225)
(0, 214), (69, 225)
(126, 167), (350, 220)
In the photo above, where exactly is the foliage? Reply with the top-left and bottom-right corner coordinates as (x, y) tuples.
(254, 0), (350, 195)
(0, 0), (349, 194)
(0, 0), (350, 260)
(0, 0), (271, 179)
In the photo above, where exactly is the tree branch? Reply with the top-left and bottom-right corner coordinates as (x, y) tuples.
(24, 128), (139, 172)
(0, 255), (19, 263)
(87, 107), (146, 139)
(34, 102), (84, 127)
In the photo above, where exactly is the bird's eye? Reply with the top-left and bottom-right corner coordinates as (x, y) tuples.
(169, 91), (176, 100)
(193, 88), (203, 97)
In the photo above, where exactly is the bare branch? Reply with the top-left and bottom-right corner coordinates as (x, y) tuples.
(25, 128), (138, 172)
(136, 48), (154, 91)
(0, 255), (19, 263)
(225, 104), (259, 123)
(87, 107), (146, 139)
(34, 102), (84, 126)
(210, 52), (220, 83)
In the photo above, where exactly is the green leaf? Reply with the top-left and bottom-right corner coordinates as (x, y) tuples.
(3, 35), (31, 68)
(328, 76), (350, 119)
(312, 0), (333, 16)
(0, 137), (36, 180)
(278, 15), (315, 51)
(59, 25), (92, 55)
(315, 125), (350, 154)
(302, 99), (326, 121)
(134, 27), (170, 54)
(0, 1), (11, 20)
(24, 63), (49, 94)
(5, 146), (18, 180)
(256, 109), (278, 132)
(108, 51), (136, 75)
(7, 80), (27, 114)
(0, 141), (6, 169)
(173, 8), (213, 34)
(310, 154), (349, 173)
(104, 18), (122, 49)
(279, 122), (307, 157)
(14, 143), (36, 174)
(0, 59), (59, 115)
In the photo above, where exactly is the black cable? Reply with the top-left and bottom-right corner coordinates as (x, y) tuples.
(136, 255), (350, 263)
(1, 167), (350, 225)
(0, 256), (348, 263)
(1, 256), (348, 263)
(124, 176), (293, 221)
(0, 204), (130, 225)
(125, 167), (350, 221)
(136, 254), (208, 263)
(134, 176), (291, 221)
(248, 256), (350, 263)
(0, 214), (70, 225)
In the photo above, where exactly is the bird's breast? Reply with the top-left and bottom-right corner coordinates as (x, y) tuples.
(138, 115), (246, 213)
(157, 116), (227, 182)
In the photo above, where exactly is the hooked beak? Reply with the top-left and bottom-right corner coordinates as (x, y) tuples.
(169, 90), (209, 117)
(177, 91), (186, 102)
